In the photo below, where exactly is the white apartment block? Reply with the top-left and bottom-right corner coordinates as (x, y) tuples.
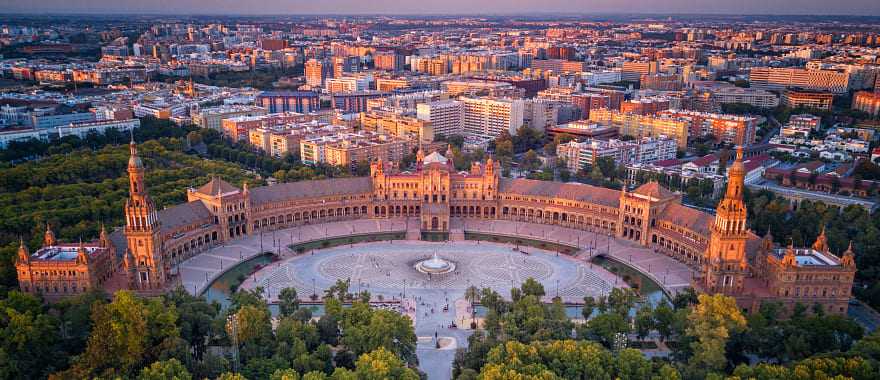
(460, 97), (524, 139)
(325, 76), (372, 93)
(523, 99), (559, 132)
(749, 67), (853, 93)
(57, 118), (140, 139)
(557, 137), (677, 172)
(417, 100), (465, 138)
(712, 87), (780, 108)
(579, 70), (622, 86)
(192, 105), (267, 131)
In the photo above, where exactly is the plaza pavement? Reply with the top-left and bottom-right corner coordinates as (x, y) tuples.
(175, 218), (412, 296)
(456, 219), (695, 296)
(177, 217), (698, 379)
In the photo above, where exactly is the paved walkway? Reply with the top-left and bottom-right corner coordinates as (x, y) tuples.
(175, 218), (411, 296)
(459, 219), (695, 296)
(177, 217), (700, 379)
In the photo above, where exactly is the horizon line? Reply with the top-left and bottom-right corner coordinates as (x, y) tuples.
(2, 11), (880, 18)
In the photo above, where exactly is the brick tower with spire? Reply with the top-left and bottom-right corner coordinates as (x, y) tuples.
(701, 146), (749, 295)
(124, 137), (166, 291)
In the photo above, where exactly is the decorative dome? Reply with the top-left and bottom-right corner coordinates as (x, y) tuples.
(128, 141), (143, 169)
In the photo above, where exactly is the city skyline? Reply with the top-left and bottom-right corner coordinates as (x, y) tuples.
(3, 0), (880, 16)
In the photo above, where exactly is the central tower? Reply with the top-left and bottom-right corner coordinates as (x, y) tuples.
(124, 139), (166, 291)
(701, 146), (749, 295)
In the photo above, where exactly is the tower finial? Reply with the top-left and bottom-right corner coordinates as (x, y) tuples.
(44, 222), (56, 247)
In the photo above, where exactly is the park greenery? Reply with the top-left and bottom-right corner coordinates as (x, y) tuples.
(454, 281), (878, 380)
(0, 284), (420, 380)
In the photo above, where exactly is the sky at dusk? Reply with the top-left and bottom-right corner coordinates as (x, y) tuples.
(3, 0), (880, 16)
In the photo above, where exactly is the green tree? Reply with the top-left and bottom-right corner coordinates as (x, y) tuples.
(164, 287), (217, 360)
(65, 291), (180, 379)
(0, 291), (64, 379)
(581, 312), (630, 348)
(653, 300), (675, 342)
(278, 287), (300, 317)
(270, 368), (301, 380)
(520, 277), (545, 298)
(217, 372), (248, 380)
(582, 296), (596, 320)
(634, 304), (654, 342)
(349, 347), (419, 379)
(137, 358), (192, 380)
(521, 150), (541, 172)
(685, 294), (747, 376)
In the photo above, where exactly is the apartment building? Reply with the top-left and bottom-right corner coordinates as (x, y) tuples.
(852, 91), (880, 117)
(57, 118), (140, 139)
(710, 86), (780, 108)
(659, 110), (759, 146)
(247, 122), (350, 158)
(300, 131), (410, 170)
(416, 100), (465, 138)
(589, 108), (690, 147)
(557, 136), (678, 172)
(749, 67), (852, 93)
(441, 80), (523, 98)
(360, 110), (434, 143)
(222, 112), (333, 141)
(782, 89), (835, 111)
(192, 105), (267, 131)
(460, 97), (525, 139)
(325, 75), (372, 93)
(621, 61), (660, 82)
(256, 91), (321, 113)
(366, 90), (448, 112)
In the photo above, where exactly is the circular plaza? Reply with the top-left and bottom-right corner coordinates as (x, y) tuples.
(243, 240), (618, 304)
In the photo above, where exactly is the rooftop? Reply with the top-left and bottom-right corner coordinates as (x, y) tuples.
(33, 244), (102, 261)
(771, 248), (841, 266)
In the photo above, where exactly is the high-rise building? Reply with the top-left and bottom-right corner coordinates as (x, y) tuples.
(522, 99), (559, 131)
(417, 100), (465, 138)
(640, 73), (683, 91)
(333, 56), (360, 78)
(331, 91), (389, 113)
(570, 93), (610, 119)
(305, 58), (330, 87)
(621, 98), (671, 115)
(461, 97), (525, 139)
(325, 76), (372, 93)
(374, 51), (405, 72)
(621, 61), (659, 82)
(852, 91), (880, 117)
(530, 59), (589, 73)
